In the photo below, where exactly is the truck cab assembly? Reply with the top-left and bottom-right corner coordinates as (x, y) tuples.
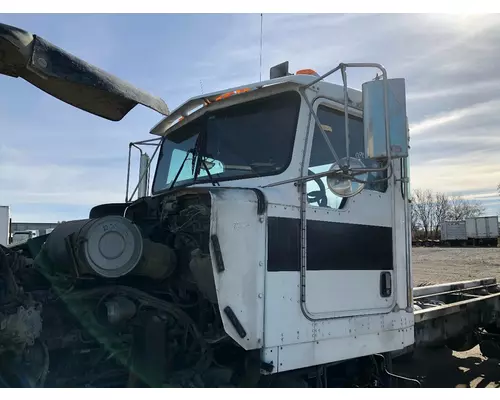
(1, 22), (500, 388)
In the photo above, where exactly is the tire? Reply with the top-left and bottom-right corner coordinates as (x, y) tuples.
(479, 340), (500, 360)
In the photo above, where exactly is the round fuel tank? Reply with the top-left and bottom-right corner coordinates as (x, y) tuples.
(41, 216), (143, 278)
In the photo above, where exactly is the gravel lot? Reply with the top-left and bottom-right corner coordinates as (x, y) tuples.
(391, 247), (500, 388)
(412, 247), (500, 286)
(393, 347), (500, 388)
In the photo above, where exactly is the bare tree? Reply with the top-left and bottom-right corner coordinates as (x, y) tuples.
(410, 201), (420, 233)
(411, 189), (485, 239)
(433, 192), (450, 237)
(448, 195), (485, 220)
(412, 189), (433, 238)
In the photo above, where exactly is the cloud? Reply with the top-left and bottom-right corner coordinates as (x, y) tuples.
(461, 191), (499, 201)
(4, 190), (123, 207)
(8, 203), (95, 223)
(2, 13), (500, 222)
(409, 99), (500, 136)
(0, 154), (125, 205)
(397, 15), (499, 71)
(0, 138), (145, 221)
(0, 16), (163, 224)
(410, 152), (500, 195)
(407, 79), (500, 102)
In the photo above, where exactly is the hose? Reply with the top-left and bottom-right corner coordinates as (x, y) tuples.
(373, 354), (421, 387)
(64, 285), (213, 372)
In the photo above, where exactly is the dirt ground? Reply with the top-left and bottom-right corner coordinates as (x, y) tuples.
(412, 247), (500, 286)
(391, 247), (500, 388)
(393, 346), (500, 388)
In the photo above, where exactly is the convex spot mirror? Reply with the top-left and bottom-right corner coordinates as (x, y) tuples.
(326, 157), (368, 198)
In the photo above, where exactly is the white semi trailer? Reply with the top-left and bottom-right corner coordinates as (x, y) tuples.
(11, 229), (40, 245)
(1, 22), (500, 388)
(465, 216), (499, 247)
(440, 220), (467, 247)
(0, 206), (10, 246)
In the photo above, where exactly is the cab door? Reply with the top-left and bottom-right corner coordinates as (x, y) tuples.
(302, 99), (396, 318)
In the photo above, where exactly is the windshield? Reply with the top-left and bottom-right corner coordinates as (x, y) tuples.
(152, 91), (301, 192)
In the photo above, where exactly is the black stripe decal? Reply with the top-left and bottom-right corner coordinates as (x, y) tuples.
(267, 217), (393, 271)
(267, 217), (301, 272)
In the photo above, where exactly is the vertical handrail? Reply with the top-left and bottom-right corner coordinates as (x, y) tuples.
(125, 138), (161, 202)
(341, 65), (350, 168)
(405, 159), (413, 311)
(128, 142), (161, 201)
(138, 153), (151, 198)
(125, 144), (132, 202)
(404, 129), (413, 311)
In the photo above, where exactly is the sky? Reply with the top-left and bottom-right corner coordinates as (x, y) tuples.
(1, 13), (500, 222)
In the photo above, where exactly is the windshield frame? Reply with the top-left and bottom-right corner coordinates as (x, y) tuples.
(151, 90), (302, 194)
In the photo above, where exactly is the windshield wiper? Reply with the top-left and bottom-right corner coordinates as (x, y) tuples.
(192, 124), (219, 187)
(198, 157), (220, 187)
(168, 130), (202, 190)
(169, 127), (219, 190)
(168, 147), (195, 190)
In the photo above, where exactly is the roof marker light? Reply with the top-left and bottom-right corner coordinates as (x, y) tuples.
(296, 69), (319, 77)
(215, 87), (251, 102)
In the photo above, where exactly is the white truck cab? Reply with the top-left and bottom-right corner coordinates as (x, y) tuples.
(133, 61), (414, 373)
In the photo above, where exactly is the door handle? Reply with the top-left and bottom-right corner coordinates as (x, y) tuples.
(380, 271), (392, 297)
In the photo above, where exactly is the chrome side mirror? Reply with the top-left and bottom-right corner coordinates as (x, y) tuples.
(362, 78), (408, 159)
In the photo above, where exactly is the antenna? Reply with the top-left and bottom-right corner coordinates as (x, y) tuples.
(200, 80), (204, 95)
(259, 13), (263, 82)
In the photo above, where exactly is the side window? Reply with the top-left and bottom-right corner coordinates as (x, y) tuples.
(306, 105), (387, 209)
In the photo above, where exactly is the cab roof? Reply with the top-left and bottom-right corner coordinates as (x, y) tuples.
(149, 74), (363, 137)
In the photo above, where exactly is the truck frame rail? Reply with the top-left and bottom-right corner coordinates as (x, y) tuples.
(412, 278), (500, 358)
